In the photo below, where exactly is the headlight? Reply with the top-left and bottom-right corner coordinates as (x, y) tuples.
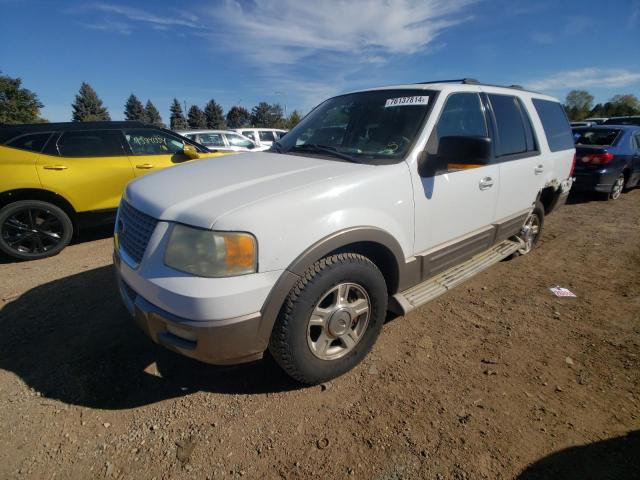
(164, 224), (257, 277)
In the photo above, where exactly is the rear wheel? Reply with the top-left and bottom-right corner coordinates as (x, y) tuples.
(0, 200), (73, 260)
(514, 201), (544, 256)
(269, 253), (387, 384)
(608, 174), (625, 200)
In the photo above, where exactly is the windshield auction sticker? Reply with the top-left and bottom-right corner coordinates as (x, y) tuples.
(384, 96), (429, 107)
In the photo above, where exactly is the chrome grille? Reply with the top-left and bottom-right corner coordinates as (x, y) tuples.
(117, 201), (158, 265)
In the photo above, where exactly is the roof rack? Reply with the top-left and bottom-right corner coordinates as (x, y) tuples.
(416, 79), (529, 92)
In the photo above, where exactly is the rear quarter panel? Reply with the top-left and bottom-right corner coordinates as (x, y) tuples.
(0, 146), (42, 192)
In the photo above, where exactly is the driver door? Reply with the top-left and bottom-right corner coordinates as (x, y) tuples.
(411, 92), (500, 275)
(123, 129), (193, 176)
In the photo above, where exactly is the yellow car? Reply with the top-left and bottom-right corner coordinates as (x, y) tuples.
(0, 121), (227, 260)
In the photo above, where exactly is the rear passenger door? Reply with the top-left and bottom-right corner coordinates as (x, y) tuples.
(123, 129), (192, 176)
(36, 129), (133, 212)
(484, 93), (542, 223)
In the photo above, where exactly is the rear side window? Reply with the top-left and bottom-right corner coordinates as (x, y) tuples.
(488, 94), (529, 156)
(6, 132), (52, 152)
(57, 130), (126, 157)
(532, 99), (574, 152)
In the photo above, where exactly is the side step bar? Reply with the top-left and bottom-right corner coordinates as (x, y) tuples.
(393, 239), (523, 314)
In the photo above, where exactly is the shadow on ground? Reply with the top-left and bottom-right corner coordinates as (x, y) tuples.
(0, 265), (303, 409)
(517, 431), (640, 480)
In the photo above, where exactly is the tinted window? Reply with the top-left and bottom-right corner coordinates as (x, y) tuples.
(57, 130), (125, 157)
(434, 93), (487, 139)
(198, 133), (225, 147)
(488, 94), (527, 156)
(259, 131), (276, 142)
(532, 99), (575, 152)
(124, 129), (184, 155)
(572, 128), (621, 147)
(6, 132), (52, 152)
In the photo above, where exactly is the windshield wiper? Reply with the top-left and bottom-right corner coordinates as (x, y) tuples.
(290, 144), (362, 163)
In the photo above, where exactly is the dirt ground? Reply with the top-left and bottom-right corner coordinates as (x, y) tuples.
(1, 190), (639, 480)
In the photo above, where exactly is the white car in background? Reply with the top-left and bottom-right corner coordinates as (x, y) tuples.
(177, 130), (269, 153)
(233, 128), (287, 148)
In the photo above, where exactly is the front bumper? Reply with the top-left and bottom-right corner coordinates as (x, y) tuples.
(115, 251), (268, 365)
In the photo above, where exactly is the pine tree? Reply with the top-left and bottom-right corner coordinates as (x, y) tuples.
(285, 110), (302, 130)
(204, 99), (226, 129)
(72, 82), (110, 122)
(145, 100), (164, 127)
(0, 71), (45, 124)
(124, 94), (147, 122)
(226, 106), (250, 128)
(169, 98), (187, 130)
(187, 105), (207, 128)
(251, 102), (284, 128)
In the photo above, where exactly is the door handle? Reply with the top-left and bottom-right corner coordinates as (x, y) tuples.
(479, 177), (494, 190)
(42, 165), (68, 170)
(136, 163), (154, 169)
(534, 165), (544, 175)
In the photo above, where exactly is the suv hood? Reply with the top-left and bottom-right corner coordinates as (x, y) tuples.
(125, 152), (364, 228)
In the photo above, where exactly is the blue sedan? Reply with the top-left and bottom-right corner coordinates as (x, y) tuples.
(571, 125), (640, 200)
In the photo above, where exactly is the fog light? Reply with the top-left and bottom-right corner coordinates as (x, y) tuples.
(167, 324), (197, 342)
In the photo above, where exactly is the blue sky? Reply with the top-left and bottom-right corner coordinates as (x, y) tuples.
(2, 0), (639, 123)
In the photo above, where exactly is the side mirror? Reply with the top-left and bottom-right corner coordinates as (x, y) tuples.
(183, 144), (200, 159)
(437, 136), (491, 168)
(418, 136), (491, 177)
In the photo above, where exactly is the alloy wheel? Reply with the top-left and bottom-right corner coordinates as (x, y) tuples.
(1, 207), (65, 255)
(307, 282), (371, 360)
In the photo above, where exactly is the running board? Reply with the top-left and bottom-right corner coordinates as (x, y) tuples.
(393, 239), (523, 314)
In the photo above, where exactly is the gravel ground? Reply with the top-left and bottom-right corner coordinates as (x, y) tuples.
(1, 190), (639, 480)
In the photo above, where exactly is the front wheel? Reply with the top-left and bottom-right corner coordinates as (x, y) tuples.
(0, 200), (73, 260)
(269, 253), (388, 384)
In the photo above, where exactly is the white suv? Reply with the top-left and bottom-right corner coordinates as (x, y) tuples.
(233, 128), (287, 148)
(114, 80), (575, 384)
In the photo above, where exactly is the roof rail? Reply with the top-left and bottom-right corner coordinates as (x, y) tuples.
(416, 78), (479, 85)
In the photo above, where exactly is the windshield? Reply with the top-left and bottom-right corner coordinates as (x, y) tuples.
(275, 89), (436, 163)
(572, 128), (621, 146)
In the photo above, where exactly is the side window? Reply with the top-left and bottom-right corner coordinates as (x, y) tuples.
(259, 131), (276, 142)
(124, 129), (184, 155)
(242, 131), (257, 142)
(435, 93), (487, 139)
(226, 134), (253, 148)
(197, 133), (225, 147)
(488, 94), (528, 157)
(6, 133), (52, 152)
(532, 99), (574, 152)
(633, 133), (640, 152)
(57, 130), (126, 157)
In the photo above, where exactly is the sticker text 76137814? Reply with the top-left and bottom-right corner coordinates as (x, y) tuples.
(384, 96), (429, 108)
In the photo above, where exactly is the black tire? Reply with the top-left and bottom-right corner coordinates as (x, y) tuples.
(0, 200), (73, 260)
(512, 200), (545, 257)
(269, 253), (388, 384)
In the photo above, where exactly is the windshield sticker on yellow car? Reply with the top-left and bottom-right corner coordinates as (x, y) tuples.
(384, 96), (429, 108)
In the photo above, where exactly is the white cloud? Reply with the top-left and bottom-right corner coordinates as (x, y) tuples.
(209, 0), (477, 65)
(79, 3), (201, 29)
(528, 68), (640, 92)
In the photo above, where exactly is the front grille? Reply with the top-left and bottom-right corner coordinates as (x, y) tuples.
(117, 201), (158, 265)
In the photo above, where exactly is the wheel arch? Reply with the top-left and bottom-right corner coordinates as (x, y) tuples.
(256, 227), (409, 349)
(0, 189), (78, 230)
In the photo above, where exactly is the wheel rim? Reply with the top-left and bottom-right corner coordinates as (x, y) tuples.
(518, 213), (540, 255)
(1, 207), (65, 255)
(307, 282), (371, 361)
(611, 176), (624, 200)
